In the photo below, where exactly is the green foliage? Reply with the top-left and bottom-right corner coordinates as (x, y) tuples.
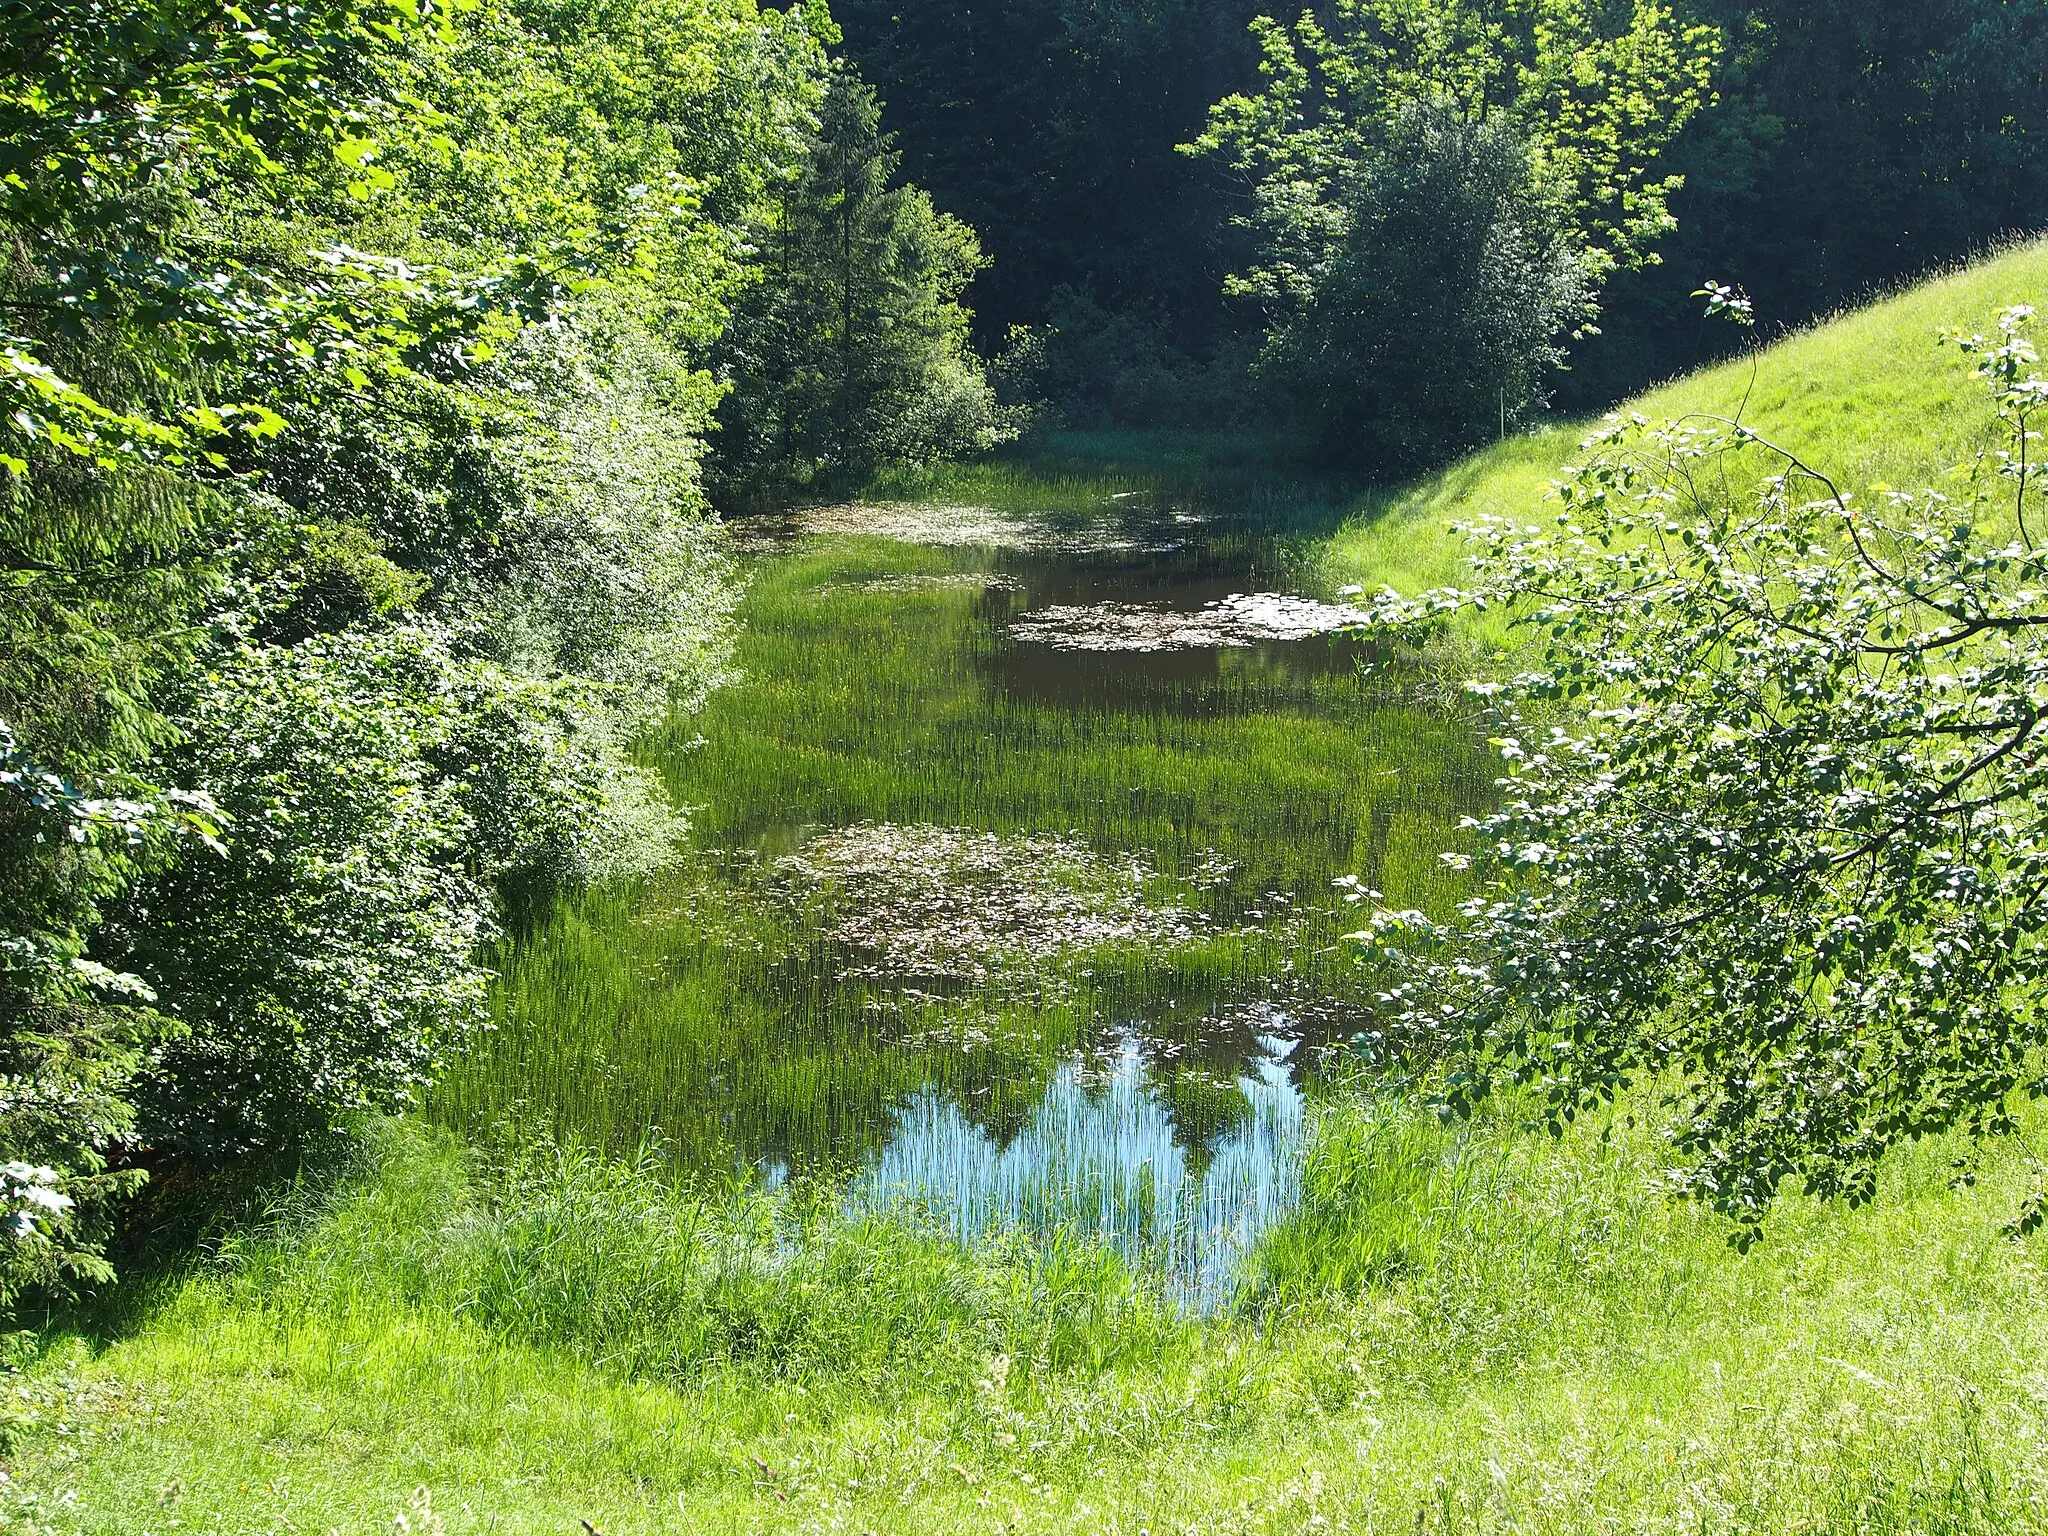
(425, 1127), (1178, 1387)
(0, 0), (821, 1292)
(1189, 0), (1719, 466)
(1263, 105), (1590, 469)
(0, 0), (456, 479)
(0, 723), (219, 1301)
(113, 634), (495, 1153)
(0, 1007), (152, 1306)
(1242, 1090), (1446, 1302)
(712, 67), (1012, 498)
(1359, 306), (2048, 1241)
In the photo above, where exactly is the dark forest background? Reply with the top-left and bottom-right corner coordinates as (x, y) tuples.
(836, 0), (2048, 424)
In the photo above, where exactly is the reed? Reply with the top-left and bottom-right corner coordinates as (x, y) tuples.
(437, 516), (1491, 1222)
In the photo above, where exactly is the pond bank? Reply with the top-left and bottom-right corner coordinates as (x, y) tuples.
(28, 417), (2048, 1531)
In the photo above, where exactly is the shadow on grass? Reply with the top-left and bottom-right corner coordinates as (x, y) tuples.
(22, 1131), (369, 1350)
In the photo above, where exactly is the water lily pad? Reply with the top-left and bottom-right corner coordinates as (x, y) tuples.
(815, 572), (1023, 597)
(777, 822), (1202, 981)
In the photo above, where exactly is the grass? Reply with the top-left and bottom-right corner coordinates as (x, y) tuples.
(21, 1093), (2048, 1531)
(1327, 236), (2048, 603)
(436, 530), (1487, 1162)
(655, 537), (1485, 896)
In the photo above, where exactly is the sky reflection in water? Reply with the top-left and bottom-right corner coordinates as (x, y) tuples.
(849, 1031), (1305, 1311)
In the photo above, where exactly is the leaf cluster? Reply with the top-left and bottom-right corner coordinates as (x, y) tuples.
(0, 0), (828, 1299)
(1357, 307), (2048, 1241)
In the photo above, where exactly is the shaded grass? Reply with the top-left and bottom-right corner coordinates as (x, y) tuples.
(866, 431), (1363, 539)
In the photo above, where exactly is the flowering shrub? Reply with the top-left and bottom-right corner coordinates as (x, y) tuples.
(1359, 308), (2048, 1241)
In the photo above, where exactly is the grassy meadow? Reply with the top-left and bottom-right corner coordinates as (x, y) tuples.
(1327, 237), (2048, 604)
(19, 1092), (2048, 1532)
(18, 246), (2048, 1534)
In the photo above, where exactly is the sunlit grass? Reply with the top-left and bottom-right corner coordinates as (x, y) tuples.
(31, 239), (2048, 1536)
(1328, 236), (2048, 623)
(26, 1092), (2048, 1532)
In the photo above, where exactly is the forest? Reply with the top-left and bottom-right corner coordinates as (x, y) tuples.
(8, 0), (2048, 1530)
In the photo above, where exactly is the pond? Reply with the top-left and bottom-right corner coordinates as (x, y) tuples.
(435, 477), (1491, 1308)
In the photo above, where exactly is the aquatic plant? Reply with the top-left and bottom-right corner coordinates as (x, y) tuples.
(1008, 592), (1373, 651)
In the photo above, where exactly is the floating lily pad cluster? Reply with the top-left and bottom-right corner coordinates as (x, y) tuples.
(814, 572), (1023, 596)
(776, 822), (1204, 981)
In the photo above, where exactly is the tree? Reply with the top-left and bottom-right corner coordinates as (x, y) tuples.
(0, 0), (820, 1293)
(1188, 0), (1720, 467)
(1262, 105), (1590, 470)
(712, 67), (1010, 497)
(1358, 305), (2048, 1243)
(1570, 0), (2048, 408)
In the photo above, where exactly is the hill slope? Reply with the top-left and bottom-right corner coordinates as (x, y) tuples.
(1330, 237), (2048, 598)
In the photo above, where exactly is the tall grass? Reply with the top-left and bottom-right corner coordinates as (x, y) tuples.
(439, 529), (1489, 1171)
(28, 1090), (2048, 1531)
(212, 1119), (1191, 1395)
(654, 538), (1487, 901)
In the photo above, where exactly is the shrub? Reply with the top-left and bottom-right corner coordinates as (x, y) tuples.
(113, 626), (690, 1153)
(1361, 306), (2048, 1241)
(1263, 107), (1591, 471)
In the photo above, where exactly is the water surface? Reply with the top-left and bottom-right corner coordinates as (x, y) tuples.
(440, 483), (1488, 1304)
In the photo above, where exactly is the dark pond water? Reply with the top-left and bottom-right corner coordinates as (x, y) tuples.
(439, 490), (1488, 1306)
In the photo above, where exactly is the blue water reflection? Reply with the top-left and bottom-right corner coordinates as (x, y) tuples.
(849, 1032), (1305, 1311)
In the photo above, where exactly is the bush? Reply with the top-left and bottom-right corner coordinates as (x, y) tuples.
(1263, 107), (1590, 472)
(115, 635), (495, 1153)
(1362, 306), (2048, 1240)
(113, 625), (691, 1153)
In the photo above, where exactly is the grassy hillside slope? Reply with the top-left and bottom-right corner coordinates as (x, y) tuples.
(1330, 238), (2048, 599)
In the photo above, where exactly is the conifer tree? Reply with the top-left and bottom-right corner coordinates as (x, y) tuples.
(714, 68), (1007, 495)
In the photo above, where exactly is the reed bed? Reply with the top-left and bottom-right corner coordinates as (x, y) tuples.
(429, 475), (1496, 1333)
